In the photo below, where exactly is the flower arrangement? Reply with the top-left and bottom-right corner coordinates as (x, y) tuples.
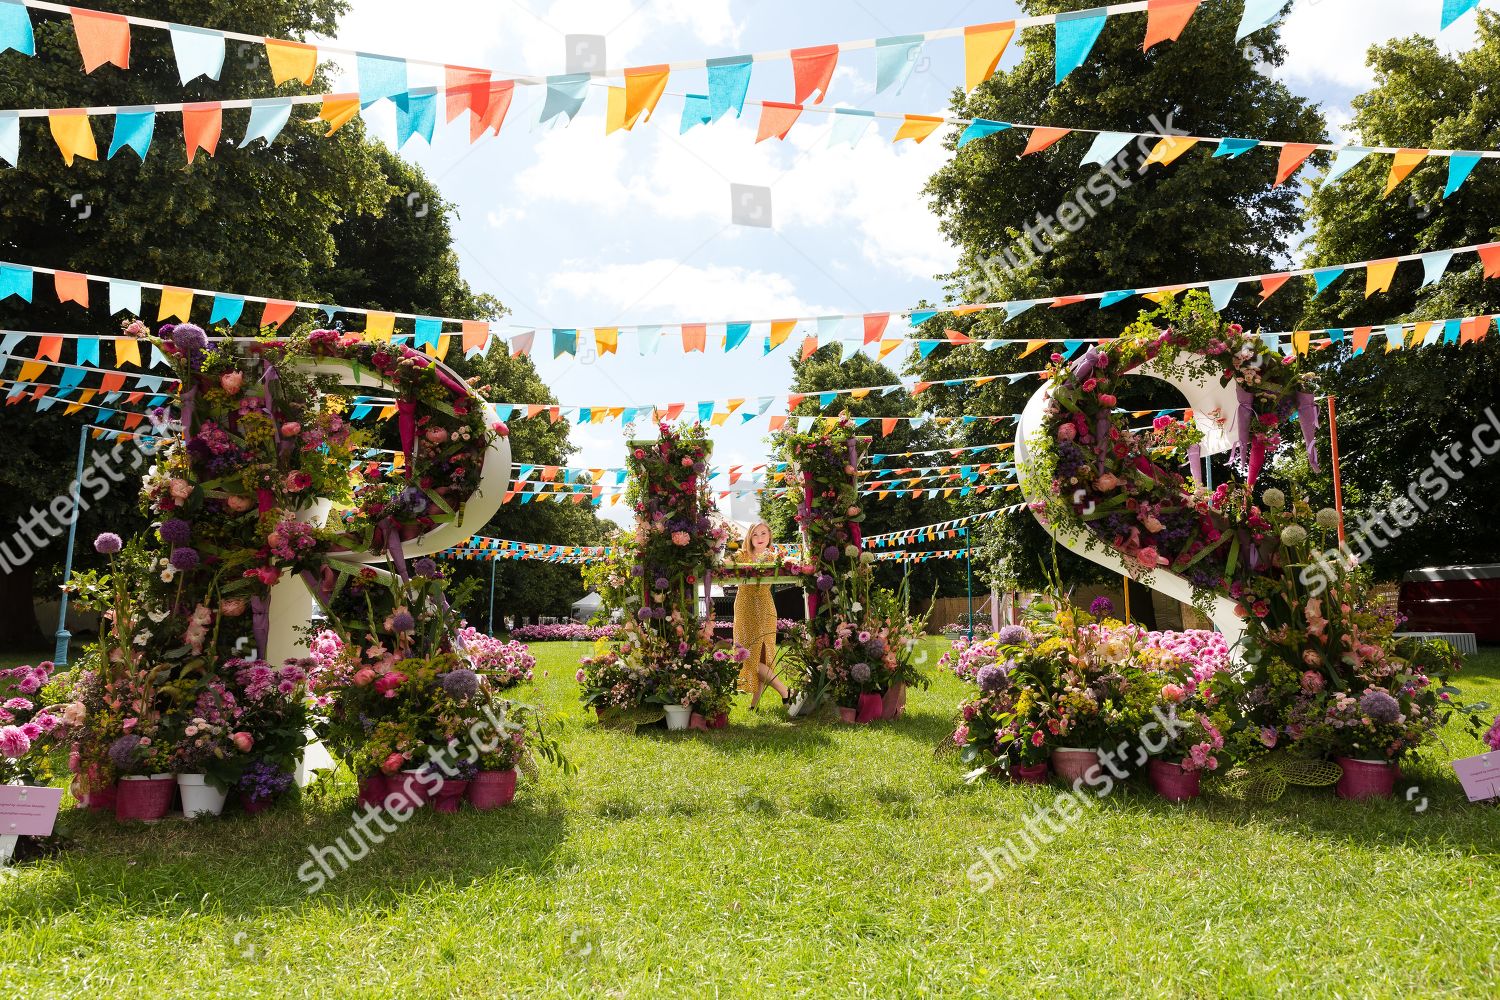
(510, 623), (619, 643)
(624, 424), (726, 623)
(578, 612), (747, 717)
(0, 662), (67, 784)
(780, 580), (931, 711)
(777, 417), (871, 634)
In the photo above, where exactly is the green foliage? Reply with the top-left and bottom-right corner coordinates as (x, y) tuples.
(915, 0), (1324, 591)
(1299, 12), (1500, 575)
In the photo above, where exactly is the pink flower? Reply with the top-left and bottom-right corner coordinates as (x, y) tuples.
(168, 478), (194, 501)
(1097, 393), (1117, 407)
(1300, 670), (1324, 693)
(279, 422), (302, 437)
(352, 668), (376, 687)
(225, 494), (254, 513)
(220, 598), (247, 617)
(285, 470), (312, 492)
(1259, 727), (1278, 748)
(219, 371), (244, 394)
(0, 726), (30, 759)
(1161, 684), (1185, 703)
(231, 732), (254, 753)
(1081, 378), (1098, 392)
(1152, 415), (1172, 431)
(1095, 472), (1123, 491)
(1057, 423), (1077, 442)
(670, 531), (691, 546)
(681, 457), (694, 467)
(424, 427), (449, 445)
(381, 753), (406, 775)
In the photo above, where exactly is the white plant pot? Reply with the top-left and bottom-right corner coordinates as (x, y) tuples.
(786, 692), (809, 718)
(176, 773), (227, 818)
(663, 705), (691, 731)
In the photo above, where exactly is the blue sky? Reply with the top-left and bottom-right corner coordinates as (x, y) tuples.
(316, 0), (1482, 524)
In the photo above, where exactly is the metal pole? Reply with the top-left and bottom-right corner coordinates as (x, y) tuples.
(1327, 395), (1346, 544)
(53, 424), (89, 666)
(964, 529), (973, 641)
(488, 557), (497, 635)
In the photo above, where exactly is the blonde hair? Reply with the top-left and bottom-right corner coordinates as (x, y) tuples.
(742, 521), (773, 558)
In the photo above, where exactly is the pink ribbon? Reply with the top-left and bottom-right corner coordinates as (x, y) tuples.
(1186, 443), (1203, 486)
(1296, 391), (1321, 472)
(396, 400), (418, 475)
(1247, 438), (1267, 490)
(256, 488), (274, 514)
(1232, 385), (1254, 470)
(381, 519), (410, 580)
(250, 595), (270, 657)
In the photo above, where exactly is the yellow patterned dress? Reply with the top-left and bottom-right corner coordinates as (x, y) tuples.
(733, 547), (778, 695)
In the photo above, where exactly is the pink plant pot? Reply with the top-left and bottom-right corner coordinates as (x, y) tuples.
(115, 776), (174, 822)
(1011, 762), (1050, 784)
(1334, 757), (1397, 801)
(355, 774), (388, 810)
(240, 793), (273, 815)
(468, 769), (518, 810)
(688, 712), (710, 731)
(82, 783), (118, 812)
(1049, 748), (1103, 787)
(838, 706), (858, 723)
(431, 779), (471, 814)
(855, 692), (884, 723)
(709, 712), (728, 729)
(1148, 759), (1202, 802)
(393, 770), (433, 809)
(880, 683), (908, 721)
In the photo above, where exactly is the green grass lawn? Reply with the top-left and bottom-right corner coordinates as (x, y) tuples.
(2, 638), (1497, 998)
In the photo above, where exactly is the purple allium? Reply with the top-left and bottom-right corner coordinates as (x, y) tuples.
(160, 518), (192, 546)
(171, 323), (209, 353)
(412, 558), (438, 578)
(396, 486), (428, 514)
(823, 545), (840, 562)
(389, 610), (416, 633)
(107, 734), (142, 770)
(850, 662), (871, 683)
(1089, 596), (1114, 617)
(441, 668), (480, 700)
(653, 576), (669, 591)
(996, 625), (1030, 647)
(815, 573), (835, 591)
(1359, 688), (1402, 724)
(93, 532), (123, 554)
(976, 663), (1008, 694)
(169, 547), (200, 571)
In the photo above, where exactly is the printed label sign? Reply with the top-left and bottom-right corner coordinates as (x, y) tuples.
(0, 785), (64, 837)
(1451, 752), (1500, 803)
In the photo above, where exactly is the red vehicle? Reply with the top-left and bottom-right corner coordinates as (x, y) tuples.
(1397, 565), (1500, 643)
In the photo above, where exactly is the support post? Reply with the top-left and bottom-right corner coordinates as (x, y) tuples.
(964, 529), (974, 641)
(488, 558), (497, 635)
(54, 424), (89, 666)
(1327, 395), (1346, 544)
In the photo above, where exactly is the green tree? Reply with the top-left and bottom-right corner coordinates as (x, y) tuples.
(1298, 13), (1500, 576)
(915, 0), (1325, 590)
(762, 347), (971, 598)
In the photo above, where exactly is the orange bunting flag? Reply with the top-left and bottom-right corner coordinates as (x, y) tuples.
(319, 94), (361, 136)
(1020, 339), (1048, 358)
(594, 328), (618, 355)
(1383, 149), (1427, 196)
(1292, 330), (1311, 356)
(800, 335), (818, 360)
(881, 418), (898, 437)
(445, 67), (491, 123)
(470, 80), (514, 141)
(53, 271), (89, 307)
(769, 320), (796, 350)
(769, 415), (788, 432)
(1144, 135), (1198, 167)
(756, 102), (803, 142)
(681, 324), (707, 353)
(605, 86), (628, 135)
(1350, 326), (1372, 353)
(1479, 243), (1500, 278)
(99, 372), (124, 393)
(1143, 0), (1202, 50)
(893, 114), (944, 144)
(363, 312), (394, 342)
(1050, 295), (1086, 308)
(1461, 316), (1492, 344)
(964, 21), (1015, 92)
(37, 336), (62, 361)
(158, 286), (193, 322)
(182, 103), (222, 164)
(1274, 143), (1318, 185)
(863, 313), (890, 344)
(624, 65), (669, 127)
(1258, 274), (1291, 303)
(878, 339), (901, 359)
(462, 321), (489, 354)
(265, 38), (316, 85)
(48, 111), (97, 165)
(113, 338), (140, 368)
(1365, 258), (1399, 297)
(912, 382), (933, 395)
(72, 8), (130, 73)
(1022, 127), (1070, 156)
(791, 44), (838, 104)
(260, 300), (296, 328)
(945, 329), (972, 344)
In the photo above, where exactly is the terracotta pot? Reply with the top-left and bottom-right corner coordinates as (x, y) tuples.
(855, 692), (884, 723)
(115, 775), (174, 822)
(431, 778), (471, 814)
(708, 712), (728, 729)
(1050, 748), (1104, 786)
(837, 706), (858, 723)
(355, 773), (388, 810)
(1148, 759), (1202, 801)
(1335, 757), (1396, 800)
(880, 683), (908, 721)
(1011, 762), (1050, 784)
(467, 769), (518, 810)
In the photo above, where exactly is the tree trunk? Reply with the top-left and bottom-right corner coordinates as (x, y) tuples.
(0, 564), (46, 649)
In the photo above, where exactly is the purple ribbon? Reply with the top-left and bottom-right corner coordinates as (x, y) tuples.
(1186, 443), (1203, 486)
(1232, 385), (1254, 470)
(381, 519), (410, 581)
(397, 400), (418, 475)
(1296, 391), (1321, 472)
(180, 384), (197, 435)
(250, 594), (270, 658)
(1070, 345), (1104, 383)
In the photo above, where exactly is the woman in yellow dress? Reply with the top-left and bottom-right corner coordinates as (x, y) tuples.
(734, 522), (788, 709)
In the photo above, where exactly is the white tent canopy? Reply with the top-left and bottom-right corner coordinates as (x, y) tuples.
(571, 592), (603, 621)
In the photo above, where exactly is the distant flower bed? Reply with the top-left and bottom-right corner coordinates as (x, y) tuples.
(512, 619), (796, 642)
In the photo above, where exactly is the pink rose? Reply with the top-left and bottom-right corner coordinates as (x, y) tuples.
(1300, 670), (1324, 693)
(1057, 424), (1077, 442)
(1097, 393), (1117, 407)
(231, 732), (254, 753)
(219, 371), (244, 394)
(353, 668), (376, 687)
(380, 753), (405, 775)
(225, 494), (254, 513)
(671, 531), (691, 546)
(168, 478), (193, 501)
(279, 422), (302, 437)
(424, 427), (449, 445)
(1161, 684), (1185, 703)
(220, 598), (247, 617)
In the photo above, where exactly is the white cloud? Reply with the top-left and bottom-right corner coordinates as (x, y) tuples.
(1277, 0), (1479, 89)
(541, 259), (828, 319)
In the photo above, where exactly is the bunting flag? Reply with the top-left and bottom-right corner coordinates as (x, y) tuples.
(893, 114), (944, 144)
(1274, 143), (1318, 185)
(265, 38), (316, 85)
(1054, 8), (1108, 84)
(756, 101), (803, 142)
(792, 44), (838, 104)
(181, 103), (222, 163)
(1143, 0), (1202, 50)
(964, 21), (1014, 92)
(71, 7), (130, 73)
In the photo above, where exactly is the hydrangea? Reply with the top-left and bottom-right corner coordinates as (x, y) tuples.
(1359, 688), (1402, 724)
(975, 663), (1009, 694)
(412, 558), (439, 578)
(93, 532), (123, 554)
